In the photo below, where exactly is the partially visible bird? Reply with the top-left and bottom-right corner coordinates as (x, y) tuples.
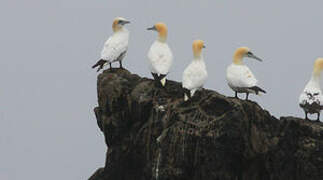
(299, 58), (323, 121)
(147, 22), (173, 87)
(182, 40), (208, 101)
(92, 17), (130, 72)
(226, 47), (266, 100)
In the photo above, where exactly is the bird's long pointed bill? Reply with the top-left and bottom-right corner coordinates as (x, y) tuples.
(123, 21), (130, 25)
(250, 54), (263, 62)
(147, 26), (156, 31)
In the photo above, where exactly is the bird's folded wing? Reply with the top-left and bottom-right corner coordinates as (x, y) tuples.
(101, 37), (128, 62)
(299, 90), (323, 105)
(236, 66), (258, 88)
(299, 92), (308, 105)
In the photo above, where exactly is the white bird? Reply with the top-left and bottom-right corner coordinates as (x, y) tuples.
(92, 17), (130, 72)
(299, 58), (323, 121)
(147, 22), (173, 87)
(226, 47), (266, 100)
(182, 40), (208, 101)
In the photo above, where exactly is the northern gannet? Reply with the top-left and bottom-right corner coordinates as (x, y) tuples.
(92, 17), (130, 72)
(182, 40), (207, 101)
(147, 22), (173, 87)
(299, 58), (323, 121)
(226, 47), (266, 100)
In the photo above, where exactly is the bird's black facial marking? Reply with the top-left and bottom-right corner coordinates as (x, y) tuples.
(118, 20), (124, 25)
(247, 52), (253, 56)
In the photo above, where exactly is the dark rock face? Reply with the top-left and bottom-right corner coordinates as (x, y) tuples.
(89, 69), (323, 180)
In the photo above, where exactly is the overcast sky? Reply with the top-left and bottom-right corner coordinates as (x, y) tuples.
(1, 0), (323, 179)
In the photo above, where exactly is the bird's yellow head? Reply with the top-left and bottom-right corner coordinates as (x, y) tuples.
(193, 40), (205, 58)
(147, 22), (168, 42)
(233, 47), (263, 64)
(233, 47), (250, 64)
(112, 17), (130, 32)
(313, 58), (323, 75)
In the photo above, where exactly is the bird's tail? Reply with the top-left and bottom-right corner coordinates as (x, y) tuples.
(92, 59), (107, 72)
(151, 73), (167, 87)
(92, 59), (103, 68)
(249, 86), (266, 95)
(92, 63), (98, 69)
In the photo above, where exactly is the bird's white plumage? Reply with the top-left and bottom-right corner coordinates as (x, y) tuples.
(226, 63), (258, 93)
(100, 28), (129, 63)
(182, 57), (208, 96)
(299, 75), (323, 114)
(148, 41), (173, 75)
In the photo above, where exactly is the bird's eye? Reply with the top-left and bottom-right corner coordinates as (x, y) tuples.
(118, 20), (124, 24)
(247, 52), (253, 55)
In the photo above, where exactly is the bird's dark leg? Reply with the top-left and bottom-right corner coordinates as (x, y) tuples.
(305, 112), (308, 120)
(119, 61), (123, 69)
(246, 93), (249, 100)
(317, 112), (320, 122)
(235, 91), (238, 98)
(109, 63), (112, 69)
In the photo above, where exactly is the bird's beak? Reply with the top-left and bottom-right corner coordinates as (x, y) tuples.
(247, 52), (263, 62)
(122, 20), (130, 25)
(147, 26), (157, 31)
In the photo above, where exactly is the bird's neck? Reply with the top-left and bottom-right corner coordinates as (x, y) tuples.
(157, 31), (167, 43)
(194, 54), (203, 61)
(233, 54), (244, 65)
(113, 27), (127, 33)
(309, 72), (321, 87)
(157, 38), (167, 44)
(157, 36), (167, 43)
(193, 46), (203, 59)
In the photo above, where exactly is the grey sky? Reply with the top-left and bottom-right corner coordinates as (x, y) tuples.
(1, 0), (323, 179)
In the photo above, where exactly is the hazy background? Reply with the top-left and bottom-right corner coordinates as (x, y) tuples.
(1, 0), (323, 179)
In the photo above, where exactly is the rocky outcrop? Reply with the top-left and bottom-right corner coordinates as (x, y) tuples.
(89, 68), (323, 180)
